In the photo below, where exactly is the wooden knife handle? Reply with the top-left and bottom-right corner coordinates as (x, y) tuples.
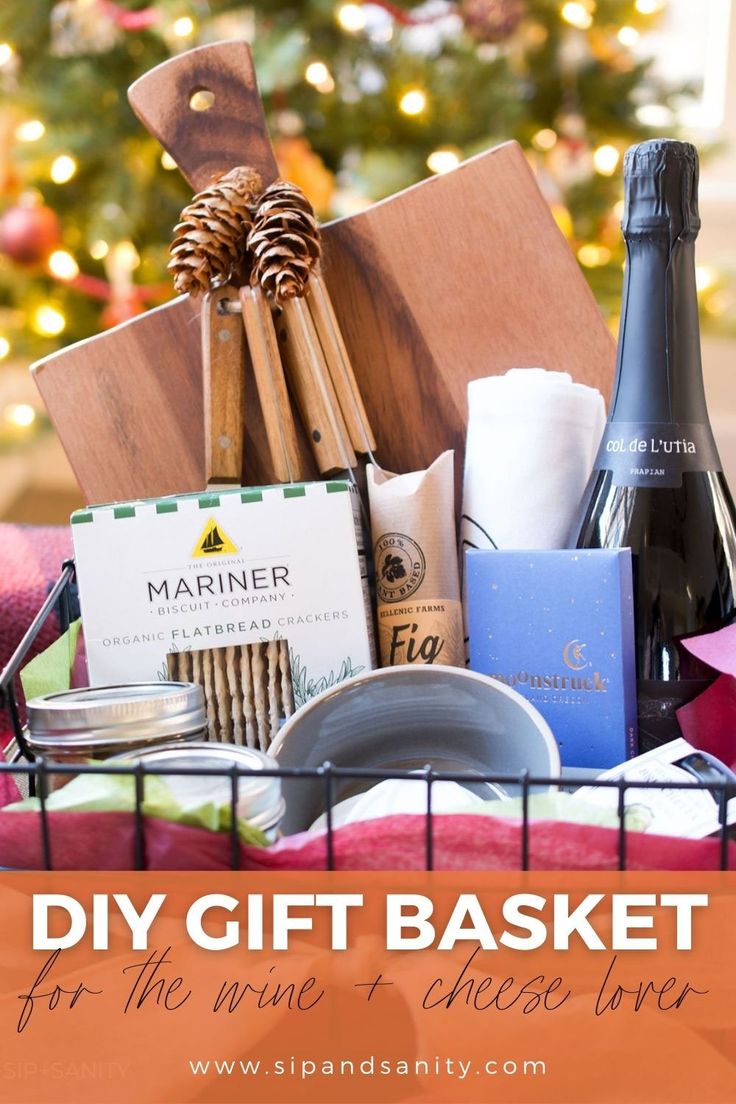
(277, 297), (357, 477)
(127, 41), (278, 192)
(202, 286), (245, 486)
(307, 272), (377, 456)
(239, 286), (304, 484)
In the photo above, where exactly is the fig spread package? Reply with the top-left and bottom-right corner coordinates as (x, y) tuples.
(367, 451), (464, 667)
(71, 481), (375, 718)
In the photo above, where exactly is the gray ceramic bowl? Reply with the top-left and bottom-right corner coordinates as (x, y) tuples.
(271, 665), (560, 835)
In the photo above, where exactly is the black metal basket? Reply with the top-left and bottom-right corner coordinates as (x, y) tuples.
(1, 563), (733, 872)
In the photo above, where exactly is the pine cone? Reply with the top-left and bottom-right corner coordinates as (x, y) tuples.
(168, 166), (263, 296)
(248, 180), (321, 304)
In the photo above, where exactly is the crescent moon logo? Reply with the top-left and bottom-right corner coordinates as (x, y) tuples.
(563, 639), (588, 671)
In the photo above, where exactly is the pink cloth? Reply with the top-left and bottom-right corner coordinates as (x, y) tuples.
(0, 524), (72, 746)
(682, 623), (736, 677)
(678, 674), (736, 771)
(0, 809), (731, 872)
(677, 623), (736, 768)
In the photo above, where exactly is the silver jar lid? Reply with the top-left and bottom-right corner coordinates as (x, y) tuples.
(26, 682), (206, 752)
(112, 742), (285, 832)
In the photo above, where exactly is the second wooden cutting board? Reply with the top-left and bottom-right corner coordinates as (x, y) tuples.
(31, 42), (614, 505)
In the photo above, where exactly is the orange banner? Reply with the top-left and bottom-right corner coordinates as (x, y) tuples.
(0, 871), (734, 1103)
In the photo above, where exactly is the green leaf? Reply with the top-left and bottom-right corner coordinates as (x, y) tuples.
(5, 767), (270, 847)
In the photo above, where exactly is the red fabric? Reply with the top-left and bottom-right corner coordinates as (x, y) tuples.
(0, 809), (731, 872)
(0, 524), (72, 746)
(0, 773), (20, 807)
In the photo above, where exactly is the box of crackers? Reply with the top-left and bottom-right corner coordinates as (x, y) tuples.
(71, 480), (375, 749)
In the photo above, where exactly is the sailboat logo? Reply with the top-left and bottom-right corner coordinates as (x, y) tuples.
(192, 517), (238, 558)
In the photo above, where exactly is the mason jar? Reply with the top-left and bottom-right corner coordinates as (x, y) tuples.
(25, 682), (206, 789)
(112, 742), (285, 842)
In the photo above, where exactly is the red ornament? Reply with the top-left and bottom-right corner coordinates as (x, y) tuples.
(0, 196), (61, 265)
(460, 0), (526, 43)
(101, 294), (145, 329)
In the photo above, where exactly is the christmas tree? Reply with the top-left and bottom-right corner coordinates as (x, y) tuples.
(0, 0), (685, 389)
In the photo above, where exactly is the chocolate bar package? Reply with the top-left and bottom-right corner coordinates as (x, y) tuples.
(466, 549), (636, 768)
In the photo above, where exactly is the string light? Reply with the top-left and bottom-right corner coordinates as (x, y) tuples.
(89, 240), (110, 260)
(172, 16), (195, 38)
(305, 61), (335, 93)
(50, 155), (78, 184)
(0, 337), (10, 360)
(696, 266), (717, 292)
(305, 61), (329, 85)
(48, 250), (79, 281)
(5, 403), (36, 428)
(32, 305), (66, 337)
(161, 151), (177, 170)
(15, 120), (45, 143)
(0, 43), (14, 67)
(114, 241), (141, 271)
(618, 26), (640, 46)
(593, 144), (620, 176)
(532, 128), (558, 151)
(560, 3), (594, 30)
(399, 89), (427, 116)
(550, 203), (573, 240)
(704, 290), (731, 316)
(635, 0), (662, 13)
(427, 148), (460, 174)
(577, 243), (611, 267)
(337, 3), (367, 33)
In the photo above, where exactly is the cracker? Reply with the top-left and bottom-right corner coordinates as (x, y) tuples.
(180, 649), (194, 682)
(279, 639), (294, 717)
(166, 651), (178, 680)
(201, 647), (217, 741)
(240, 644), (257, 749)
(225, 645), (244, 745)
(266, 641), (281, 745)
(213, 647), (233, 743)
(251, 643), (268, 752)
(191, 647), (202, 692)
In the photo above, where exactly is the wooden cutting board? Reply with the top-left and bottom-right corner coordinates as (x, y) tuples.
(31, 41), (614, 505)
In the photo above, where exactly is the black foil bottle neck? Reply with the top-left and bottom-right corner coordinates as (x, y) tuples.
(609, 140), (711, 428)
(622, 139), (700, 242)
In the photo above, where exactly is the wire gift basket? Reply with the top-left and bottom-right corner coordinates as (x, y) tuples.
(1, 564), (734, 873)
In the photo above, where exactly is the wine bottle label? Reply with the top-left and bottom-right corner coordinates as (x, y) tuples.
(594, 422), (721, 488)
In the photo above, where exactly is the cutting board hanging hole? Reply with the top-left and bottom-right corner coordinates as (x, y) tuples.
(189, 88), (215, 112)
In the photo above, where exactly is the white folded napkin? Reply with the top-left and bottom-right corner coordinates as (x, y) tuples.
(460, 368), (605, 552)
(309, 777), (504, 831)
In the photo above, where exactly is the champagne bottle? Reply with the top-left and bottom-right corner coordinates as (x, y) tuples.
(576, 139), (736, 751)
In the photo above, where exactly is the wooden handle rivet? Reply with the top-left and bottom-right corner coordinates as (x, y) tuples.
(219, 435), (232, 450)
(218, 329), (232, 343)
